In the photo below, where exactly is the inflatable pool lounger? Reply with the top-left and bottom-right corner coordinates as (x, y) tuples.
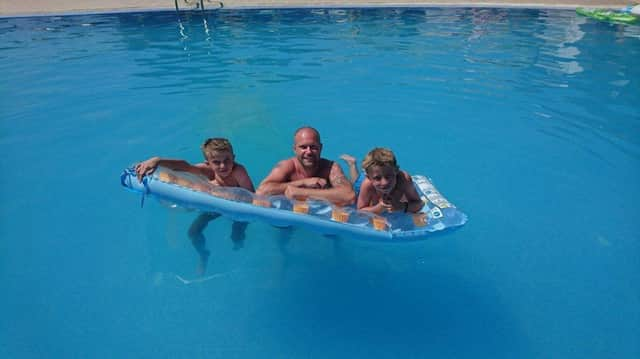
(120, 166), (467, 241)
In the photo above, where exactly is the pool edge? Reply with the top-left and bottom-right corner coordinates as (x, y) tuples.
(0, 1), (629, 18)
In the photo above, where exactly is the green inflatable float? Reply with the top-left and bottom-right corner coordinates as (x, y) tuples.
(576, 6), (639, 24)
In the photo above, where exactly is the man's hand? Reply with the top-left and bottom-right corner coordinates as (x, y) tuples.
(297, 177), (327, 189)
(285, 185), (313, 200)
(284, 185), (302, 200)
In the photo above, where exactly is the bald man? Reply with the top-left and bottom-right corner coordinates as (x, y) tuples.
(256, 127), (355, 206)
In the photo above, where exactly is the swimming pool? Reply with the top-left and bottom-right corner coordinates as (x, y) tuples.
(1, 7), (638, 358)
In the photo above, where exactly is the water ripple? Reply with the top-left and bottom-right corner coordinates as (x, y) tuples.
(2, 8), (639, 162)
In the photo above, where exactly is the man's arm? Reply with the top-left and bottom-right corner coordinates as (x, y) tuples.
(257, 160), (331, 196)
(256, 160), (295, 196)
(284, 162), (355, 206)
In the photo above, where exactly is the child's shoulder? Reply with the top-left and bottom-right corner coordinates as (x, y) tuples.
(233, 161), (249, 173)
(358, 177), (375, 192)
(398, 170), (413, 182)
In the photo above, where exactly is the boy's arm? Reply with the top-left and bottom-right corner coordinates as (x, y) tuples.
(233, 164), (255, 193)
(357, 181), (391, 214)
(135, 156), (205, 181)
(401, 173), (425, 213)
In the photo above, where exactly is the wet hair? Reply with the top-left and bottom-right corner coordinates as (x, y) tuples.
(293, 126), (321, 143)
(201, 138), (234, 159)
(361, 148), (399, 174)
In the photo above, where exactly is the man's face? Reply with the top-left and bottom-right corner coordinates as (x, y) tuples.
(206, 151), (234, 178)
(293, 130), (322, 169)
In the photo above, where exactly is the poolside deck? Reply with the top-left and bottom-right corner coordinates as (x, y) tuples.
(0, 0), (629, 17)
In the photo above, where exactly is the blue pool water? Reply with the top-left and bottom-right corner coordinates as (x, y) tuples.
(1, 7), (639, 358)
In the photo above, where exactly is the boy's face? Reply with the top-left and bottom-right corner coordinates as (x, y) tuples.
(206, 151), (234, 178)
(366, 165), (398, 194)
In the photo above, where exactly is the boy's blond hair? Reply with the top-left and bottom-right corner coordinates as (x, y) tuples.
(362, 147), (399, 174)
(201, 138), (234, 159)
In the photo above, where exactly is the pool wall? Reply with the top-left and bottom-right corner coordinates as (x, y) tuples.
(0, 0), (629, 17)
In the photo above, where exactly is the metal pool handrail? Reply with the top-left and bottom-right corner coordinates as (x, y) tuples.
(174, 0), (224, 13)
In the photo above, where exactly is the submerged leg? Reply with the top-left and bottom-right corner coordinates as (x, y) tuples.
(231, 221), (248, 250)
(340, 154), (359, 184)
(188, 212), (219, 275)
(277, 226), (294, 254)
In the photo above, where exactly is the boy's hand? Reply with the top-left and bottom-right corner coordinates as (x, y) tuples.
(378, 197), (394, 213)
(135, 157), (159, 182)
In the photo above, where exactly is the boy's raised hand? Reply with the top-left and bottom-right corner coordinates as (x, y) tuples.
(378, 196), (394, 213)
(135, 157), (160, 182)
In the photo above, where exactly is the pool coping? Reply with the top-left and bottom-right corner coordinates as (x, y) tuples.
(0, 1), (630, 18)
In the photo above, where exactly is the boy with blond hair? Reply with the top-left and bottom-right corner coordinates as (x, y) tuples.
(342, 148), (424, 214)
(135, 138), (254, 275)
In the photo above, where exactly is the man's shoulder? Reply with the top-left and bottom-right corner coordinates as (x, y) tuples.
(320, 157), (335, 169)
(317, 158), (337, 178)
(267, 158), (296, 179)
(277, 157), (296, 170)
